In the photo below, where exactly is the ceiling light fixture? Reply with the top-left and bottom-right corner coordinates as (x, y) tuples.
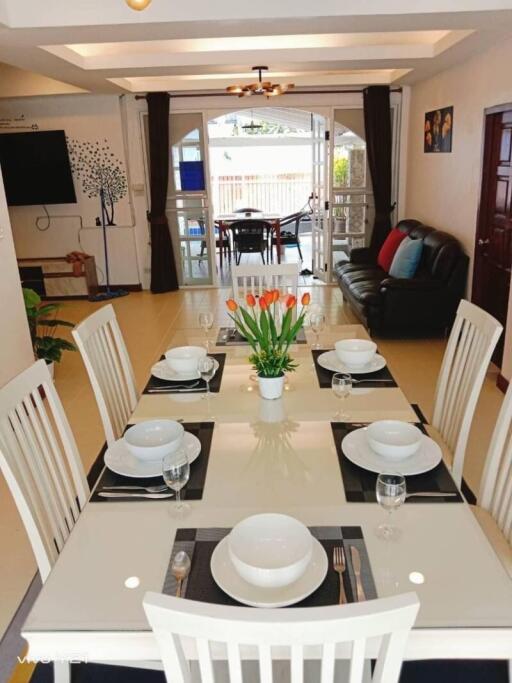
(242, 110), (263, 131)
(227, 66), (294, 99)
(125, 0), (152, 10)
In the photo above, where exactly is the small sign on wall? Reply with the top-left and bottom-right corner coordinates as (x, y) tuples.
(424, 106), (453, 153)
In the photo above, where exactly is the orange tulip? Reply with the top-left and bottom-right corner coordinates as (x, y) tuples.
(286, 295), (297, 309)
(259, 297), (268, 311)
(226, 299), (238, 312)
(263, 290), (274, 306)
(301, 292), (311, 306)
(272, 289), (280, 303)
(246, 293), (256, 307)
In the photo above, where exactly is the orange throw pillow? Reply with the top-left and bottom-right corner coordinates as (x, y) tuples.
(377, 228), (407, 272)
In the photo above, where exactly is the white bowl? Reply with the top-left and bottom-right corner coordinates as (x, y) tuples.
(123, 420), (184, 462)
(366, 420), (422, 460)
(228, 514), (313, 588)
(165, 346), (206, 375)
(335, 339), (377, 368)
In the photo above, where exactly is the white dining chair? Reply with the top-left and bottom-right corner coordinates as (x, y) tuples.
(231, 263), (300, 303)
(0, 359), (89, 683)
(432, 299), (502, 487)
(144, 591), (419, 683)
(72, 304), (138, 447)
(474, 379), (512, 579)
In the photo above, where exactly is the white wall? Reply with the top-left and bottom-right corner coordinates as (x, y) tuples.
(405, 36), (512, 380)
(0, 167), (34, 386)
(0, 95), (144, 286)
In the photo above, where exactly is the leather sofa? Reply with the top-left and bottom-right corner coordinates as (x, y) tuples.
(334, 219), (469, 335)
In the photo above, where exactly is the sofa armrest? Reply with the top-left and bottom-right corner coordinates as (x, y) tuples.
(380, 277), (444, 293)
(350, 247), (374, 264)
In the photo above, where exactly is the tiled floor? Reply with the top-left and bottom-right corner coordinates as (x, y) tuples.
(0, 283), (505, 676)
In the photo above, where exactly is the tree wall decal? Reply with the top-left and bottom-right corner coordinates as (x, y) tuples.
(67, 137), (128, 225)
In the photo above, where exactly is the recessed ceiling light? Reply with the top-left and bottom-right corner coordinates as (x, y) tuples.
(124, 576), (141, 588)
(408, 571), (425, 585)
(125, 0), (152, 10)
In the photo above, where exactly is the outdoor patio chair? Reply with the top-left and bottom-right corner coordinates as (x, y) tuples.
(270, 210), (308, 262)
(230, 219), (272, 265)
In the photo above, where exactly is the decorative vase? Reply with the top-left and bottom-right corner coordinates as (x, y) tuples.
(258, 374), (285, 400)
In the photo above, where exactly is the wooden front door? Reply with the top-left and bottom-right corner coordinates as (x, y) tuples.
(473, 107), (512, 367)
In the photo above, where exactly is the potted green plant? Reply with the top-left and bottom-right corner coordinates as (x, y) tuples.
(23, 288), (76, 377)
(226, 289), (310, 400)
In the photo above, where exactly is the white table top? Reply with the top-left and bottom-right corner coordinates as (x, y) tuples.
(22, 324), (512, 662)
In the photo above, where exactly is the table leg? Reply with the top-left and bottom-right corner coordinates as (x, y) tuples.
(275, 221), (281, 264)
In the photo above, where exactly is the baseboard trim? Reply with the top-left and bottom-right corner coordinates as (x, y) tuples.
(497, 373), (509, 394)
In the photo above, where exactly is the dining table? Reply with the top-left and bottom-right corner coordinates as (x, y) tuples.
(215, 212), (282, 268)
(21, 323), (512, 668)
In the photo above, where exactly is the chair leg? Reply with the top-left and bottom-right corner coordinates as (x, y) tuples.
(54, 661), (71, 683)
(260, 249), (265, 264)
(297, 241), (303, 261)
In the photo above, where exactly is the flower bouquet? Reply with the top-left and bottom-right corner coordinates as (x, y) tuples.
(226, 290), (311, 399)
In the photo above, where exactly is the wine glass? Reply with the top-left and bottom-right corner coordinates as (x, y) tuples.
(162, 448), (190, 511)
(198, 356), (216, 398)
(375, 473), (406, 540)
(310, 313), (325, 349)
(198, 312), (214, 349)
(331, 373), (352, 420)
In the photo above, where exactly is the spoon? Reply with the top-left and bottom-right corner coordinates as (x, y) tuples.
(172, 551), (191, 597)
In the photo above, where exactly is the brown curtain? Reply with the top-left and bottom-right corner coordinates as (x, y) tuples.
(363, 86), (394, 253)
(147, 92), (179, 293)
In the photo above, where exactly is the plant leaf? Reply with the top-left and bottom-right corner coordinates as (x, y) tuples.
(23, 288), (41, 308)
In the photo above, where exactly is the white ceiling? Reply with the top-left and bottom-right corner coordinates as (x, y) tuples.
(0, 2), (512, 96)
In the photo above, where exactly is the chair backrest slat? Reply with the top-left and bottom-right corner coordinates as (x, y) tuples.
(0, 360), (89, 581)
(144, 592), (419, 683)
(432, 300), (502, 486)
(72, 304), (138, 446)
(479, 380), (512, 544)
(320, 642), (335, 683)
(227, 642), (244, 683)
(232, 264), (300, 304)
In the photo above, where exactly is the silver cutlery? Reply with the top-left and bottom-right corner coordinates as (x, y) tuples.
(172, 551), (191, 597)
(333, 546), (347, 605)
(98, 491), (174, 499)
(147, 386), (205, 394)
(350, 378), (394, 385)
(150, 381), (200, 390)
(350, 546), (366, 602)
(405, 491), (458, 499)
(101, 484), (169, 493)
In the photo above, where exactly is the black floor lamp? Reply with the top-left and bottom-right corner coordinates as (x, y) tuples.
(91, 188), (129, 302)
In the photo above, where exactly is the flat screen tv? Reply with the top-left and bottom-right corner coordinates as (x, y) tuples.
(0, 130), (77, 206)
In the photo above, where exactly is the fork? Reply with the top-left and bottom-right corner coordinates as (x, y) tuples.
(100, 484), (169, 493)
(150, 381), (200, 390)
(333, 546), (348, 605)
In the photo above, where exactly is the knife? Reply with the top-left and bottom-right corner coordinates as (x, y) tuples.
(98, 491), (175, 499)
(147, 387), (205, 394)
(350, 546), (366, 602)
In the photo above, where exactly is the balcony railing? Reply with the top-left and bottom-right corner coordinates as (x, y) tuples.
(211, 173), (312, 216)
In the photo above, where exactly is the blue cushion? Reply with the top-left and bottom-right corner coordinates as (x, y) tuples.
(389, 236), (423, 279)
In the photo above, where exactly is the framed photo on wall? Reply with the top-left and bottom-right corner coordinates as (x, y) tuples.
(424, 106), (453, 153)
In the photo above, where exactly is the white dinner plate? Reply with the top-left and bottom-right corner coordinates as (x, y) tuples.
(151, 358), (219, 382)
(317, 350), (387, 375)
(341, 427), (442, 476)
(210, 535), (328, 608)
(104, 431), (201, 478)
